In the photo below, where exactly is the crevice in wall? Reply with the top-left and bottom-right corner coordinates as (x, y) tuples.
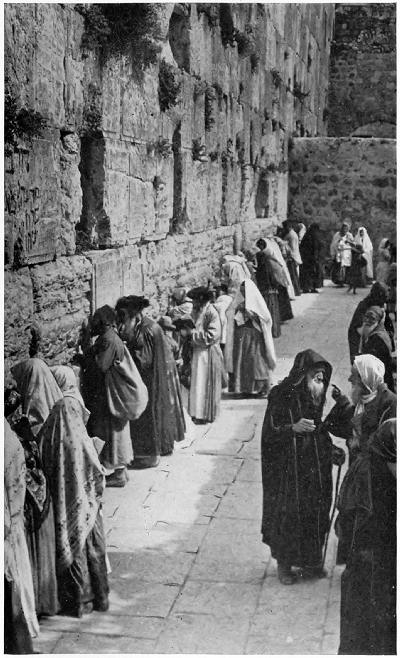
(255, 174), (269, 218)
(169, 5), (191, 73)
(76, 133), (107, 250)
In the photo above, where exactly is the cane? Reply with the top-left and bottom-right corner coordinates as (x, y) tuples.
(322, 461), (342, 569)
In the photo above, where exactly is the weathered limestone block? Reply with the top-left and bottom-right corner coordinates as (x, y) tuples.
(4, 268), (34, 380)
(85, 249), (122, 311)
(28, 256), (92, 364)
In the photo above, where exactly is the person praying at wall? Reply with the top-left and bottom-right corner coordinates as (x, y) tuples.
(187, 287), (223, 424)
(232, 280), (276, 397)
(80, 305), (148, 487)
(39, 366), (109, 618)
(299, 223), (324, 293)
(116, 295), (186, 468)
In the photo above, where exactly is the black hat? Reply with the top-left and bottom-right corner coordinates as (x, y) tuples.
(116, 295), (150, 315)
(187, 286), (214, 303)
(174, 315), (195, 330)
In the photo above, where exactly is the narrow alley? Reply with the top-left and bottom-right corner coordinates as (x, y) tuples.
(34, 283), (360, 654)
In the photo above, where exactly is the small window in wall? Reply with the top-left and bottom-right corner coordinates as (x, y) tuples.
(169, 5), (191, 73)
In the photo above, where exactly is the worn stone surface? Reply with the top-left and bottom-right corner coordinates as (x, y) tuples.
(288, 136), (396, 254)
(328, 4), (396, 137)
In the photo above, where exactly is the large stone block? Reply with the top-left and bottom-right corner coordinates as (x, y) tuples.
(4, 268), (34, 382)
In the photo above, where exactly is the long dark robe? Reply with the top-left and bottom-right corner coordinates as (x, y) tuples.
(286, 258), (301, 296)
(299, 225), (323, 291)
(336, 418), (396, 655)
(82, 328), (132, 469)
(361, 332), (395, 392)
(255, 251), (281, 338)
(347, 285), (394, 364)
(261, 349), (333, 567)
(127, 317), (185, 460)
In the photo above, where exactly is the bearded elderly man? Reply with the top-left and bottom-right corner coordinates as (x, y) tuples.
(261, 349), (341, 585)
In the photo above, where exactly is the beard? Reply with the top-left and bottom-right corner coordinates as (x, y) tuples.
(351, 384), (363, 406)
(307, 380), (325, 405)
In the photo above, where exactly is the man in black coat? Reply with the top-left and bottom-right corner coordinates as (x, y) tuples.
(261, 349), (335, 585)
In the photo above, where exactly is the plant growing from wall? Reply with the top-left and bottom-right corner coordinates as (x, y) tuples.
(271, 68), (283, 88)
(292, 82), (310, 103)
(81, 83), (103, 137)
(205, 85), (216, 131)
(250, 52), (260, 73)
(194, 79), (208, 99)
(5, 87), (46, 155)
(76, 4), (162, 73)
(234, 24), (256, 57)
(192, 138), (208, 162)
(147, 137), (172, 158)
(159, 60), (182, 112)
(196, 4), (219, 27)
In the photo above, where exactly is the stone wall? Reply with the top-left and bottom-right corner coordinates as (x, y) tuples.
(328, 3), (396, 137)
(288, 137), (396, 252)
(4, 3), (335, 375)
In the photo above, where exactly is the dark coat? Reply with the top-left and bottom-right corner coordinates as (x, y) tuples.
(261, 349), (333, 567)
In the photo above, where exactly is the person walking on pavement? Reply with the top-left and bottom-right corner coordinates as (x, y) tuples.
(261, 349), (344, 585)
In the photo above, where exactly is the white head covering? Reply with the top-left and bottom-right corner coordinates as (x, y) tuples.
(50, 365), (89, 422)
(353, 354), (385, 416)
(240, 280), (276, 370)
(11, 358), (63, 436)
(355, 226), (373, 252)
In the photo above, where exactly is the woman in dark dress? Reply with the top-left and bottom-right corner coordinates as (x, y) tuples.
(347, 243), (366, 294)
(255, 238), (281, 338)
(299, 223), (324, 293)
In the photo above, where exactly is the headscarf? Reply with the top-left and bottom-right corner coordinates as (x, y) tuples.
(92, 304), (117, 329)
(355, 227), (373, 252)
(239, 280), (276, 369)
(262, 237), (295, 298)
(50, 365), (88, 420)
(11, 358), (62, 436)
(38, 394), (104, 571)
(353, 354), (385, 416)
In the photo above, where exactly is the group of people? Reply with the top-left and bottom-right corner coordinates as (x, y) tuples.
(4, 221), (396, 654)
(261, 284), (396, 652)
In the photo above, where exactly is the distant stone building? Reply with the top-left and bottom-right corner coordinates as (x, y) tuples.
(288, 2), (396, 252)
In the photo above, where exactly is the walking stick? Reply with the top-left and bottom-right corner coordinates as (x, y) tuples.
(322, 462), (342, 570)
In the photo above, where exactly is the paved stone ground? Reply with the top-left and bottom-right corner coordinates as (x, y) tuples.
(34, 282), (361, 654)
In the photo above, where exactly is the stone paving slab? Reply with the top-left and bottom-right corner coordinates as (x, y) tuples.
(106, 580), (181, 618)
(154, 613), (251, 654)
(172, 581), (261, 618)
(108, 550), (195, 585)
(53, 632), (155, 654)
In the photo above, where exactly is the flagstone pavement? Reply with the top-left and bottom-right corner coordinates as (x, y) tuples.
(34, 281), (362, 654)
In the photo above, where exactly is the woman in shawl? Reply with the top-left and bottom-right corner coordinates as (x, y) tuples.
(4, 420), (38, 653)
(261, 349), (334, 584)
(355, 226), (373, 282)
(346, 241), (366, 294)
(10, 358), (61, 617)
(186, 286), (223, 423)
(359, 306), (394, 391)
(300, 223), (325, 293)
(232, 280), (276, 396)
(116, 295), (186, 467)
(38, 366), (109, 617)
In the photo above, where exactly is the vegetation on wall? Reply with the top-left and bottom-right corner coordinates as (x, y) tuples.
(220, 4), (235, 47)
(81, 83), (103, 137)
(196, 4), (219, 28)
(205, 85), (216, 131)
(158, 60), (182, 112)
(235, 24), (256, 57)
(5, 86), (46, 155)
(76, 4), (162, 74)
(271, 68), (283, 88)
